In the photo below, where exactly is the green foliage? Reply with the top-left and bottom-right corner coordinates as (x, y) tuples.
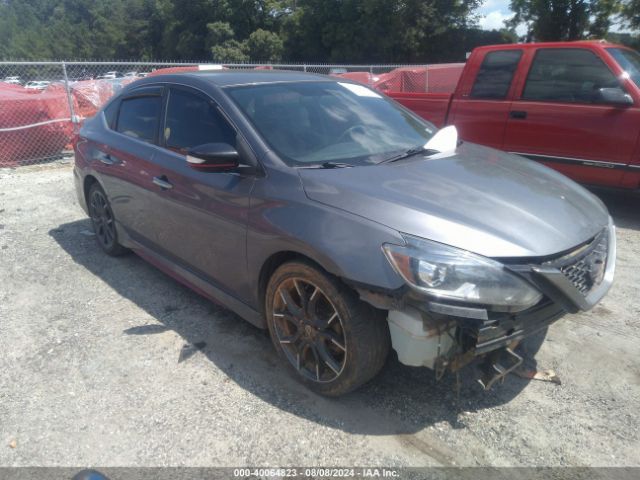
(621, 0), (640, 30)
(206, 22), (282, 61)
(508, 0), (624, 41)
(244, 29), (283, 61)
(211, 40), (249, 62)
(281, 0), (485, 63)
(207, 22), (249, 62)
(0, 0), (566, 63)
(207, 21), (236, 46)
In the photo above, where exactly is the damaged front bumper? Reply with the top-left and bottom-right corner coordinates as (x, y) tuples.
(385, 299), (565, 388)
(357, 221), (616, 388)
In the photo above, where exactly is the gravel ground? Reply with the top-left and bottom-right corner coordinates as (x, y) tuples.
(0, 162), (639, 467)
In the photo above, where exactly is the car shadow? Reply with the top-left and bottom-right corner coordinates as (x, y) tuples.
(590, 188), (640, 231)
(51, 219), (542, 438)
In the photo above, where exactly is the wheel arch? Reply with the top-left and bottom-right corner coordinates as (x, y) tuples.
(257, 250), (343, 313)
(82, 174), (99, 208)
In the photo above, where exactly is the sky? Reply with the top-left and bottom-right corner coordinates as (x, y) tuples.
(478, 0), (521, 33)
(477, 0), (630, 35)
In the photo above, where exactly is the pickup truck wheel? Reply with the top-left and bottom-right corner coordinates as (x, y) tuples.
(88, 183), (128, 256)
(265, 261), (390, 396)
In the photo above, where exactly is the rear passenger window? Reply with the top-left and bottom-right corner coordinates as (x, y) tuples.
(470, 50), (522, 99)
(103, 100), (119, 129)
(164, 88), (236, 153)
(116, 96), (161, 143)
(522, 49), (619, 103)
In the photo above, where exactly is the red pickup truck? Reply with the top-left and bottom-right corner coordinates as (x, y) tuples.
(385, 41), (640, 190)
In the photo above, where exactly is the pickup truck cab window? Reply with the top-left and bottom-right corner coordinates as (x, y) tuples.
(116, 95), (162, 143)
(164, 87), (236, 154)
(470, 50), (522, 99)
(608, 48), (640, 88)
(522, 48), (619, 104)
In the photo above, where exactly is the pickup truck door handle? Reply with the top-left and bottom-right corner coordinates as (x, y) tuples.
(152, 175), (173, 190)
(510, 110), (528, 120)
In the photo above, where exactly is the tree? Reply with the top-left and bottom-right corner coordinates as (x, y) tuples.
(508, 0), (621, 41)
(207, 22), (249, 62)
(282, 0), (482, 63)
(207, 21), (236, 46)
(621, 0), (640, 30)
(589, 0), (621, 38)
(0, 0), (503, 63)
(211, 40), (249, 62)
(244, 29), (284, 61)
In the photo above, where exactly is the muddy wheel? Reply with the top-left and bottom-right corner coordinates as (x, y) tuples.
(265, 261), (390, 396)
(88, 183), (128, 256)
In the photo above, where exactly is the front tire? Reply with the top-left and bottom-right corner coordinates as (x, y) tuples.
(87, 183), (128, 256)
(265, 261), (390, 396)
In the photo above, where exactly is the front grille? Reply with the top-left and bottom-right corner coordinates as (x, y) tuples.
(553, 231), (608, 296)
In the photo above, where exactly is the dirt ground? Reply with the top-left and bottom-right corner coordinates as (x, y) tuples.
(0, 162), (639, 467)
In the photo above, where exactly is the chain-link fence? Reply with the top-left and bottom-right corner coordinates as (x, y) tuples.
(0, 61), (464, 168)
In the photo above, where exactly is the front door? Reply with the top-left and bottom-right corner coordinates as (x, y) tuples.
(503, 47), (640, 187)
(148, 85), (255, 300)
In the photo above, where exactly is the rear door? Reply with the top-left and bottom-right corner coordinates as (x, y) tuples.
(502, 47), (640, 187)
(93, 86), (166, 244)
(149, 85), (256, 300)
(447, 48), (523, 149)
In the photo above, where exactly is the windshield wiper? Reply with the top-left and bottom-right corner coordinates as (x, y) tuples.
(299, 161), (354, 169)
(379, 146), (440, 164)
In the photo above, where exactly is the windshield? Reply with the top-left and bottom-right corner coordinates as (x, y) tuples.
(226, 81), (436, 167)
(608, 47), (640, 88)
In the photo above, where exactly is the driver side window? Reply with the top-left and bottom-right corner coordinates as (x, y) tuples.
(522, 48), (619, 104)
(164, 87), (236, 154)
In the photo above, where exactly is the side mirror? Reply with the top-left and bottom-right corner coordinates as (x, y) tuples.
(598, 87), (633, 106)
(186, 143), (239, 171)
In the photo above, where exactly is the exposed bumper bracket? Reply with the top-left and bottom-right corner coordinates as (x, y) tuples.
(477, 347), (523, 390)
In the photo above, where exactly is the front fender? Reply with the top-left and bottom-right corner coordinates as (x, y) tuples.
(246, 169), (405, 310)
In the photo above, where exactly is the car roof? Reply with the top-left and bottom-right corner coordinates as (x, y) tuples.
(473, 40), (625, 53)
(147, 70), (334, 88)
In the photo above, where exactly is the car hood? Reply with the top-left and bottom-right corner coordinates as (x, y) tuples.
(299, 143), (609, 258)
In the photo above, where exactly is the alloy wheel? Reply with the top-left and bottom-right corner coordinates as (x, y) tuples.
(272, 278), (347, 383)
(89, 190), (116, 249)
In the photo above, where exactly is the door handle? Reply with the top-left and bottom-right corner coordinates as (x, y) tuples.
(510, 110), (527, 119)
(96, 151), (118, 165)
(152, 175), (173, 190)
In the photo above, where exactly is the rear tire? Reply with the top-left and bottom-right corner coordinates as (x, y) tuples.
(265, 261), (390, 396)
(87, 183), (128, 256)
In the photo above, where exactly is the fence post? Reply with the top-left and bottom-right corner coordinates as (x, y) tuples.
(61, 62), (77, 128)
(425, 65), (429, 93)
(303, 63), (307, 72)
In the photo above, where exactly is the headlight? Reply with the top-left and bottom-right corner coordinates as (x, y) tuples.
(383, 235), (542, 312)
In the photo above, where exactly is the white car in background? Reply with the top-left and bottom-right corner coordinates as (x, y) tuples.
(24, 81), (50, 90)
(96, 71), (124, 79)
(3, 76), (21, 85)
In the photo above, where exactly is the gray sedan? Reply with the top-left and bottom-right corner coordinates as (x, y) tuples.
(73, 71), (615, 395)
